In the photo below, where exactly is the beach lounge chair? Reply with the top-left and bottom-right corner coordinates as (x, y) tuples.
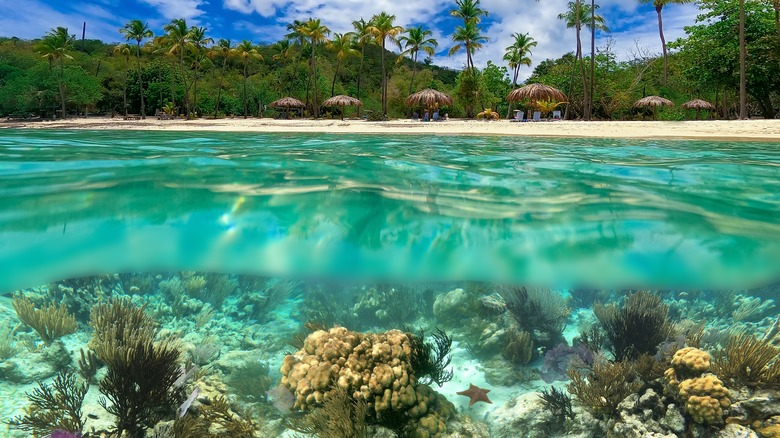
(531, 111), (542, 122)
(433, 111), (440, 121)
(552, 110), (562, 121)
(510, 110), (525, 122)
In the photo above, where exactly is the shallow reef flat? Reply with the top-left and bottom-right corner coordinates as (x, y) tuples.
(1, 273), (780, 437)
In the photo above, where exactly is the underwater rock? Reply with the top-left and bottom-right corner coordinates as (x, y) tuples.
(719, 424), (759, 438)
(0, 340), (71, 383)
(441, 414), (490, 438)
(734, 389), (780, 419)
(433, 288), (472, 326)
(659, 404), (686, 433)
(488, 392), (602, 438)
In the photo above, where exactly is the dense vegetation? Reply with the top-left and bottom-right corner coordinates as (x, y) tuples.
(0, 0), (777, 120)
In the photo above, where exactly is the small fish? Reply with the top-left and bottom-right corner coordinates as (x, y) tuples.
(178, 387), (199, 418)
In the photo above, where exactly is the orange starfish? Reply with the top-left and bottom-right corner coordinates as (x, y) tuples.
(456, 383), (492, 406)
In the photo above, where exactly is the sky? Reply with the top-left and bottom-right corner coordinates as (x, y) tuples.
(0, 0), (700, 81)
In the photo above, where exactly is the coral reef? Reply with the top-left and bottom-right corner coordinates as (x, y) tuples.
(538, 386), (575, 423)
(664, 347), (730, 425)
(499, 286), (569, 349)
(287, 387), (368, 438)
(280, 326), (455, 436)
(566, 360), (642, 419)
(408, 328), (454, 387)
(502, 329), (534, 366)
(12, 294), (78, 345)
(594, 290), (674, 361)
(712, 332), (780, 386)
(6, 370), (87, 435)
(540, 343), (593, 383)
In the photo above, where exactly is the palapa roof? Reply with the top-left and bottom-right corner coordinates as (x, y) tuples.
(507, 83), (567, 103)
(322, 95), (362, 107)
(406, 88), (453, 107)
(270, 97), (305, 108)
(682, 99), (715, 110)
(634, 96), (674, 108)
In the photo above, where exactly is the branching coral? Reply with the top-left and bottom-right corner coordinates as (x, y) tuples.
(6, 370), (87, 435)
(409, 328), (454, 387)
(539, 386), (575, 422)
(12, 295), (78, 345)
(594, 290), (674, 361)
(566, 361), (641, 419)
(287, 387), (368, 438)
(499, 286), (569, 348)
(712, 331), (780, 386)
(90, 298), (184, 437)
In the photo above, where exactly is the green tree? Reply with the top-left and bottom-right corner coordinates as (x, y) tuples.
(119, 20), (153, 118)
(187, 26), (213, 116)
(449, 20), (488, 71)
(637, 0), (695, 85)
(299, 18), (330, 117)
(352, 18), (374, 116)
(209, 39), (233, 117)
(398, 26), (438, 94)
(450, 0), (489, 24)
(113, 44), (131, 116)
(368, 12), (404, 116)
(35, 27), (74, 118)
(162, 19), (192, 115)
(503, 32), (536, 117)
(326, 32), (360, 96)
(233, 40), (262, 118)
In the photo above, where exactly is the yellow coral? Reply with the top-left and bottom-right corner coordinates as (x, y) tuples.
(672, 347), (711, 374)
(677, 375), (729, 424)
(686, 395), (723, 424)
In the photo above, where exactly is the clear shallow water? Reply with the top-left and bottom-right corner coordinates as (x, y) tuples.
(0, 129), (779, 292)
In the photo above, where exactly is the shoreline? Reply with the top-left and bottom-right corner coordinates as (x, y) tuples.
(2, 116), (780, 141)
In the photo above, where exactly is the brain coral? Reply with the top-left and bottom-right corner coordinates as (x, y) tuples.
(663, 347), (729, 425)
(280, 326), (455, 436)
(671, 347), (711, 375)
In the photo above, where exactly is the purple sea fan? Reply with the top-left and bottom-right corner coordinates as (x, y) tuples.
(50, 431), (81, 438)
(267, 384), (296, 414)
(540, 343), (594, 383)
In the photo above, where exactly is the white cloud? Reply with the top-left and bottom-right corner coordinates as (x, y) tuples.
(138, 0), (207, 21)
(0, 0), (129, 42)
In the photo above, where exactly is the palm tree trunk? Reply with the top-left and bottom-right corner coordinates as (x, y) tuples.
(739, 0), (747, 119)
(774, 1), (780, 40)
(214, 57), (227, 117)
(656, 6), (668, 85)
(506, 69), (519, 119)
(357, 45), (365, 117)
(58, 57), (66, 119)
(123, 69), (128, 117)
(331, 59), (341, 97)
(243, 63), (249, 118)
(589, 0), (596, 120)
(576, 24), (587, 120)
(193, 65), (198, 117)
(179, 50), (189, 117)
(409, 51), (418, 95)
(381, 39), (387, 115)
(312, 41), (319, 118)
(136, 40), (146, 119)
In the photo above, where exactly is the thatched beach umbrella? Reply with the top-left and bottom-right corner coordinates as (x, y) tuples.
(322, 95), (362, 120)
(682, 99), (716, 120)
(270, 97), (305, 119)
(507, 83), (567, 103)
(406, 89), (453, 110)
(634, 96), (674, 120)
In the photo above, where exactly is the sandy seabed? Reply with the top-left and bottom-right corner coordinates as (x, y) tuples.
(2, 116), (780, 141)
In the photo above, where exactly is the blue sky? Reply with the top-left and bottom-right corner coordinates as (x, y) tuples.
(0, 0), (699, 80)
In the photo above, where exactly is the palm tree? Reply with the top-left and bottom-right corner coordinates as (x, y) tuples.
(352, 18), (374, 117)
(209, 39), (232, 117)
(233, 40), (262, 118)
(119, 20), (153, 118)
(398, 26), (438, 94)
(368, 12), (404, 116)
(739, 0), (747, 119)
(299, 19), (331, 117)
(271, 39), (295, 95)
(449, 0), (489, 70)
(113, 43), (132, 116)
(35, 27), (74, 118)
(449, 20), (488, 71)
(450, 0), (489, 24)
(503, 32), (536, 118)
(637, 0), (695, 85)
(326, 32), (360, 97)
(163, 19), (192, 116)
(187, 26), (213, 117)
(558, 1), (608, 119)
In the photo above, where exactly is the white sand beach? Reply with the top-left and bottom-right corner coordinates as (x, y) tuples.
(2, 116), (780, 141)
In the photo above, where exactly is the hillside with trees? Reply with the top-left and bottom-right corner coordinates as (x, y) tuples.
(0, 0), (778, 120)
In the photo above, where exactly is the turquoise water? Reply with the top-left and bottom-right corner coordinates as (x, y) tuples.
(1, 129), (779, 291)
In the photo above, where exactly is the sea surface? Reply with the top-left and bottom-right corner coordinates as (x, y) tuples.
(1, 130), (779, 290)
(1, 129), (780, 437)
